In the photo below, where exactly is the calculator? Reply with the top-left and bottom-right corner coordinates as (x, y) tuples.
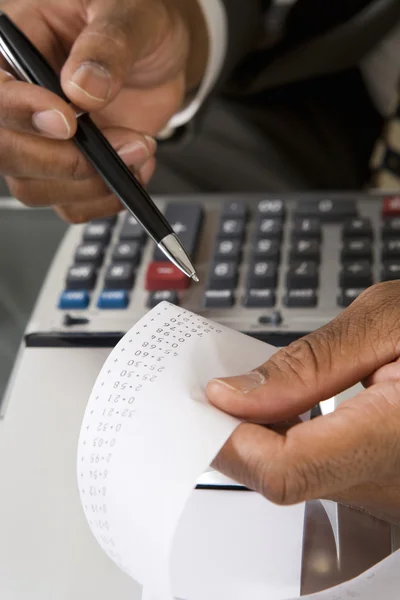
(26, 191), (400, 348)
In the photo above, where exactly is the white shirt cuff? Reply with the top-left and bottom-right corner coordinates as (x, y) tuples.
(159, 0), (227, 137)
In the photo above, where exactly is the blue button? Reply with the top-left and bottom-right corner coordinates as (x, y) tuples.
(58, 290), (90, 310)
(97, 290), (130, 309)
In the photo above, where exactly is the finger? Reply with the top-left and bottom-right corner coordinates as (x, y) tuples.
(1, 127), (155, 183)
(6, 154), (156, 209)
(55, 194), (124, 224)
(61, 0), (187, 111)
(207, 282), (400, 422)
(364, 357), (400, 387)
(0, 78), (77, 139)
(213, 380), (400, 506)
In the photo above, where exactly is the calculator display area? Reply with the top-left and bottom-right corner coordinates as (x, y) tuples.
(0, 202), (67, 406)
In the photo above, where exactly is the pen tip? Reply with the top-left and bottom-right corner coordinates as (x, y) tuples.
(192, 274), (200, 283)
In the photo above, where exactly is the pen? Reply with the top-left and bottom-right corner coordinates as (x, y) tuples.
(0, 11), (199, 282)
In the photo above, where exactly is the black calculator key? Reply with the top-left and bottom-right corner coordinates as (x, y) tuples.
(382, 262), (400, 281)
(287, 261), (319, 288)
(66, 264), (97, 290)
(104, 263), (135, 290)
(340, 261), (373, 287)
(244, 289), (276, 308)
(252, 239), (280, 259)
(257, 199), (285, 218)
(290, 239), (320, 261)
(120, 214), (147, 242)
(208, 262), (238, 290)
(112, 241), (141, 265)
(292, 218), (321, 240)
(295, 198), (357, 221)
(204, 290), (234, 308)
(341, 238), (373, 260)
(214, 239), (242, 261)
(343, 218), (373, 238)
(148, 290), (179, 308)
(338, 288), (367, 307)
(222, 200), (247, 219)
(284, 289), (317, 307)
(218, 218), (246, 240)
(74, 243), (104, 266)
(382, 240), (400, 259)
(382, 218), (400, 239)
(247, 261), (278, 288)
(153, 203), (204, 259)
(83, 222), (112, 245)
(255, 218), (283, 238)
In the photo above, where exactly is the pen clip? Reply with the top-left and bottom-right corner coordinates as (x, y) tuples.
(0, 35), (33, 83)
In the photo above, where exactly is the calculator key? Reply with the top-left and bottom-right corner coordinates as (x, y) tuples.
(382, 218), (400, 239)
(292, 218), (321, 240)
(66, 264), (97, 290)
(146, 262), (190, 291)
(295, 199), (357, 221)
(342, 218), (372, 238)
(119, 214), (147, 242)
(258, 311), (283, 326)
(338, 288), (367, 307)
(247, 261), (278, 288)
(214, 239), (242, 261)
(208, 261), (238, 290)
(243, 289), (276, 308)
(290, 239), (320, 261)
(381, 262), (400, 281)
(222, 200), (247, 219)
(58, 290), (90, 310)
(257, 199), (285, 218)
(382, 196), (400, 217)
(74, 243), (104, 266)
(217, 218), (246, 240)
(252, 239), (280, 259)
(382, 240), (400, 259)
(97, 290), (130, 309)
(340, 261), (373, 287)
(255, 218), (283, 238)
(104, 263), (135, 290)
(341, 238), (373, 260)
(284, 289), (317, 307)
(153, 203), (204, 259)
(204, 290), (234, 308)
(112, 241), (141, 265)
(83, 222), (112, 245)
(287, 261), (319, 288)
(148, 291), (179, 308)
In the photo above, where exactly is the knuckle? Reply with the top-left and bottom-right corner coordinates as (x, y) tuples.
(270, 336), (325, 388)
(6, 178), (38, 207)
(56, 205), (90, 225)
(65, 152), (91, 181)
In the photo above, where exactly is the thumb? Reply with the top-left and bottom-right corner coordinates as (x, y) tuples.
(207, 282), (400, 423)
(61, 0), (188, 111)
(213, 380), (400, 506)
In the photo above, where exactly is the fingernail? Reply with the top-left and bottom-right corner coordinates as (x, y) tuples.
(32, 109), (71, 139)
(117, 141), (150, 168)
(211, 370), (267, 394)
(144, 135), (157, 154)
(69, 62), (111, 102)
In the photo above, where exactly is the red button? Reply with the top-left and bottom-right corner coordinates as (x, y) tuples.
(383, 196), (400, 216)
(145, 262), (190, 291)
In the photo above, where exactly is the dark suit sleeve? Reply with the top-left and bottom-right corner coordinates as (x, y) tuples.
(216, 0), (269, 87)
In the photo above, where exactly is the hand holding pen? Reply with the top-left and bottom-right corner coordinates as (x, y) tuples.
(0, 0), (209, 277)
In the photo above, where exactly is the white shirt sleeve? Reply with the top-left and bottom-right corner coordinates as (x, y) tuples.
(158, 0), (228, 138)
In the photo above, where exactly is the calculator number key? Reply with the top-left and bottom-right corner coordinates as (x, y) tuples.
(208, 262), (238, 290)
(255, 218), (282, 238)
(66, 264), (97, 290)
(247, 261), (278, 288)
(382, 262), (400, 281)
(257, 199), (285, 218)
(244, 289), (276, 308)
(290, 239), (320, 261)
(218, 218), (246, 240)
(287, 261), (319, 288)
(292, 218), (321, 240)
(104, 264), (135, 290)
(252, 239), (280, 259)
(342, 218), (372, 238)
(341, 238), (373, 259)
(83, 222), (112, 245)
(214, 239), (242, 261)
(112, 241), (141, 265)
(204, 290), (234, 308)
(338, 288), (367, 307)
(74, 243), (104, 266)
(148, 291), (179, 308)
